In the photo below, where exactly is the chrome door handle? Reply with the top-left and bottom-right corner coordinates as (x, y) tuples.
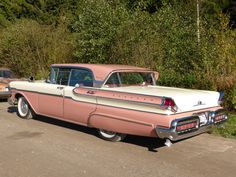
(57, 86), (64, 90)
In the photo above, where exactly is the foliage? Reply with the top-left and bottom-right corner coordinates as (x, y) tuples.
(211, 113), (236, 139)
(71, 0), (129, 63)
(0, 0), (78, 27)
(0, 20), (74, 79)
(0, 0), (235, 110)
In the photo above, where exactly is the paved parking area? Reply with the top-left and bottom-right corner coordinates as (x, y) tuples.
(0, 101), (236, 177)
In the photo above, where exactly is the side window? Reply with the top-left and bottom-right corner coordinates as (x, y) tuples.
(69, 69), (93, 87)
(104, 72), (154, 87)
(104, 73), (120, 87)
(56, 68), (71, 85)
(119, 72), (144, 85)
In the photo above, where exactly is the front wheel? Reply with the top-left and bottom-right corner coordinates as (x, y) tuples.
(17, 97), (34, 119)
(98, 129), (126, 142)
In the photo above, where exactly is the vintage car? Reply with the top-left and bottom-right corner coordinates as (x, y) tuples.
(0, 68), (17, 99)
(8, 64), (227, 146)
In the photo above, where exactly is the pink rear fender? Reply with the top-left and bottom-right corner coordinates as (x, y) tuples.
(88, 105), (224, 137)
(88, 105), (160, 137)
(13, 90), (39, 114)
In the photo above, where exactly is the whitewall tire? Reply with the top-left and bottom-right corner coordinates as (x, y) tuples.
(17, 97), (34, 119)
(98, 129), (126, 142)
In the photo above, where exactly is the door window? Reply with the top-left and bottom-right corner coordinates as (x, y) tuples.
(69, 69), (93, 87)
(56, 68), (71, 85)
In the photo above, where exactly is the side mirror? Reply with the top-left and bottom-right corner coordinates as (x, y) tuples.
(46, 78), (51, 83)
(29, 76), (35, 82)
(153, 72), (159, 81)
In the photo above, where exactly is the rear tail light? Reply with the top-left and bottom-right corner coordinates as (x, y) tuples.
(176, 122), (198, 131)
(214, 114), (227, 123)
(176, 119), (199, 134)
(163, 98), (178, 112)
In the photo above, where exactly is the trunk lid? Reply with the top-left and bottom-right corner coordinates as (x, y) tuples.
(104, 85), (220, 112)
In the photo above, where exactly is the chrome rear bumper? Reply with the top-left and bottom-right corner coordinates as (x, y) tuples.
(156, 109), (228, 141)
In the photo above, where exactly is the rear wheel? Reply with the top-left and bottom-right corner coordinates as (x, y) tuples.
(17, 97), (34, 119)
(98, 129), (126, 142)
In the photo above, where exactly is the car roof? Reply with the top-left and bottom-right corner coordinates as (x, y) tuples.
(0, 68), (11, 71)
(51, 64), (153, 81)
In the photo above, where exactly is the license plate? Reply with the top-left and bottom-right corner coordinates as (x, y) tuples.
(197, 113), (208, 125)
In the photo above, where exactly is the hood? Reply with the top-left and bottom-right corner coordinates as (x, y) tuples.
(104, 85), (220, 112)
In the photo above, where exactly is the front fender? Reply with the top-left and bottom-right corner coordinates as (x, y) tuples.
(9, 89), (39, 114)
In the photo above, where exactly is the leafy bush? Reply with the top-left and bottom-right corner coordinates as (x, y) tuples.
(72, 0), (129, 63)
(211, 114), (236, 139)
(0, 0), (235, 110)
(0, 19), (74, 79)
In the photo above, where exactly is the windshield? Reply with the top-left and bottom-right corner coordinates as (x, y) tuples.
(104, 72), (154, 87)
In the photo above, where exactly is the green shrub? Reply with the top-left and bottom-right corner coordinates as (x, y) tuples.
(211, 114), (236, 139)
(72, 0), (129, 63)
(0, 19), (74, 79)
(0, 1), (235, 111)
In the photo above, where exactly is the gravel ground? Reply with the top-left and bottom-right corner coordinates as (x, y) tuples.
(0, 101), (236, 177)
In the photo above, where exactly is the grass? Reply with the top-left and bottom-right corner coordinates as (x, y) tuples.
(211, 113), (236, 139)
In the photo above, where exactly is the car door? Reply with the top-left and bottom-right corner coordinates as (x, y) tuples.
(38, 68), (71, 118)
(63, 68), (97, 125)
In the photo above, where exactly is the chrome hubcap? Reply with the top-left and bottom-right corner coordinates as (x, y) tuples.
(20, 99), (28, 115)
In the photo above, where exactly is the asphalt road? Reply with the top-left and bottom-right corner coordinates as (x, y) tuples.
(0, 101), (236, 177)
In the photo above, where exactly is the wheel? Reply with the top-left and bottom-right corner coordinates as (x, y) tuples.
(98, 129), (126, 142)
(17, 97), (34, 119)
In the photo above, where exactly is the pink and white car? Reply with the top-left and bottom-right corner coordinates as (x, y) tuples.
(8, 64), (227, 146)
